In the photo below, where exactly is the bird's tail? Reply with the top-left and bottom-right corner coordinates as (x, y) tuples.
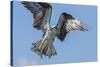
(31, 39), (57, 58)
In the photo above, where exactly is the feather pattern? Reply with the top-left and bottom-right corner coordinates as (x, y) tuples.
(56, 13), (74, 41)
(21, 1), (88, 58)
(55, 13), (87, 41)
(21, 1), (52, 30)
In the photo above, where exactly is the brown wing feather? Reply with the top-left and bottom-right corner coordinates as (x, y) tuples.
(21, 1), (52, 30)
(56, 13), (74, 41)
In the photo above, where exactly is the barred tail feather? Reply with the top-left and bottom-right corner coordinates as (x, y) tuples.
(31, 39), (57, 58)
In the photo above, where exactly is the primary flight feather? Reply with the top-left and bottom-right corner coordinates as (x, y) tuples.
(21, 1), (87, 58)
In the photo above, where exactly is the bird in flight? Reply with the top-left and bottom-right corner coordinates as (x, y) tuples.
(21, 1), (87, 58)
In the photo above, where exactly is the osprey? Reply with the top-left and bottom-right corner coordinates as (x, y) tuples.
(21, 1), (87, 58)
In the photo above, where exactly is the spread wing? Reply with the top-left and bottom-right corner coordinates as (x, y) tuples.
(55, 12), (87, 41)
(21, 1), (52, 30)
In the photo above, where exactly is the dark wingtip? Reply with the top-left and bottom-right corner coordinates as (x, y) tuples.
(21, 1), (29, 7)
(21, 1), (52, 9)
(62, 12), (70, 16)
(38, 2), (52, 9)
(21, 1), (27, 4)
(62, 12), (74, 19)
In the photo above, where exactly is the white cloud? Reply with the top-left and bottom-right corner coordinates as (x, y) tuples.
(17, 57), (38, 66)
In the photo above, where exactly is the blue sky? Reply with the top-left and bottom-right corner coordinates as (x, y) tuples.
(12, 1), (97, 66)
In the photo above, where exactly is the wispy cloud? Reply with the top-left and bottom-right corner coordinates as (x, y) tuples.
(17, 57), (38, 66)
